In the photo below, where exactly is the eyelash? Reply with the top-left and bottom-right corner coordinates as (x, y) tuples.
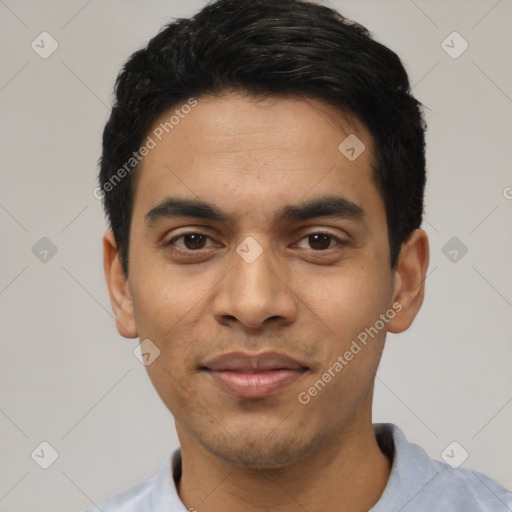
(166, 231), (344, 252)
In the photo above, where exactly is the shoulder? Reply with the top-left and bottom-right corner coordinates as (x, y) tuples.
(372, 423), (512, 511)
(427, 459), (512, 510)
(81, 475), (154, 512)
(81, 451), (181, 512)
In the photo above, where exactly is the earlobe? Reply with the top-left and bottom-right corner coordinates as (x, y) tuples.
(103, 230), (138, 339)
(387, 229), (429, 334)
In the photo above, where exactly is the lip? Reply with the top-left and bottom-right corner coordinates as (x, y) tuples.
(201, 351), (309, 399)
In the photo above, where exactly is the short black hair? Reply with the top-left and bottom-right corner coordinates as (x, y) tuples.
(99, 0), (426, 275)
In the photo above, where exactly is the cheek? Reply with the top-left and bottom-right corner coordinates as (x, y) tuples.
(294, 264), (392, 390)
(297, 262), (391, 333)
(130, 265), (215, 376)
(130, 261), (208, 334)
(144, 362), (192, 422)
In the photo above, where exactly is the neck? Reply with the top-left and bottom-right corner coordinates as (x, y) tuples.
(176, 408), (391, 512)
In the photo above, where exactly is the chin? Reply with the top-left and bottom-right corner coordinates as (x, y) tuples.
(194, 424), (317, 470)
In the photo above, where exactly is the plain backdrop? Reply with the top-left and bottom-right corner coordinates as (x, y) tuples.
(0, 0), (511, 510)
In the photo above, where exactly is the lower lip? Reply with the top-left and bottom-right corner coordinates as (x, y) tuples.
(206, 369), (307, 399)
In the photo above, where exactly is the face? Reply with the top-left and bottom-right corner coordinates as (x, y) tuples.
(104, 93), (428, 469)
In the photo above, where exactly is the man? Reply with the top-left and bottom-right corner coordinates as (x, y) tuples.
(87, 0), (512, 510)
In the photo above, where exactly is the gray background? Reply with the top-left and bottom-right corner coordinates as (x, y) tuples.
(0, 0), (511, 510)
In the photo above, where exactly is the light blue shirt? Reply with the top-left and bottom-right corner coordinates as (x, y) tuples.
(83, 423), (512, 511)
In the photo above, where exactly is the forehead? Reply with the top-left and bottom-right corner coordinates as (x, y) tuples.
(131, 93), (383, 225)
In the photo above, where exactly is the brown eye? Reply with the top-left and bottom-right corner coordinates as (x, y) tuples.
(168, 233), (213, 250)
(307, 233), (333, 250)
(182, 234), (207, 250)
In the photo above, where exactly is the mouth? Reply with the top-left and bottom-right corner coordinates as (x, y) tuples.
(200, 351), (309, 399)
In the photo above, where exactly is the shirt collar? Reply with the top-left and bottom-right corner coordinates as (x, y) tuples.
(149, 423), (438, 511)
(370, 423), (440, 511)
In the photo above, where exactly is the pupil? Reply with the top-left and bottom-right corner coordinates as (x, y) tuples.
(184, 234), (206, 249)
(310, 233), (330, 250)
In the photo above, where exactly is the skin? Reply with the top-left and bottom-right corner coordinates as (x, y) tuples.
(103, 93), (429, 512)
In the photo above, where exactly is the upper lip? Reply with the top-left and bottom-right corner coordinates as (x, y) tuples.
(201, 351), (308, 372)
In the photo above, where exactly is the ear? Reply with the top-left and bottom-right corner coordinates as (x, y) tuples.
(387, 229), (429, 334)
(103, 230), (138, 339)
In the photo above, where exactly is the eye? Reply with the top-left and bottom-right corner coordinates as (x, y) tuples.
(296, 232), (342, 251)
(167, 232), (216, 251)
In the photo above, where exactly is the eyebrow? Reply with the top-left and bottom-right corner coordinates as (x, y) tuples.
(144, 195), (364, 226)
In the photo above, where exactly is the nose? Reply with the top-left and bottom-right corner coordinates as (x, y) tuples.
(212, 240), (298, 330)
